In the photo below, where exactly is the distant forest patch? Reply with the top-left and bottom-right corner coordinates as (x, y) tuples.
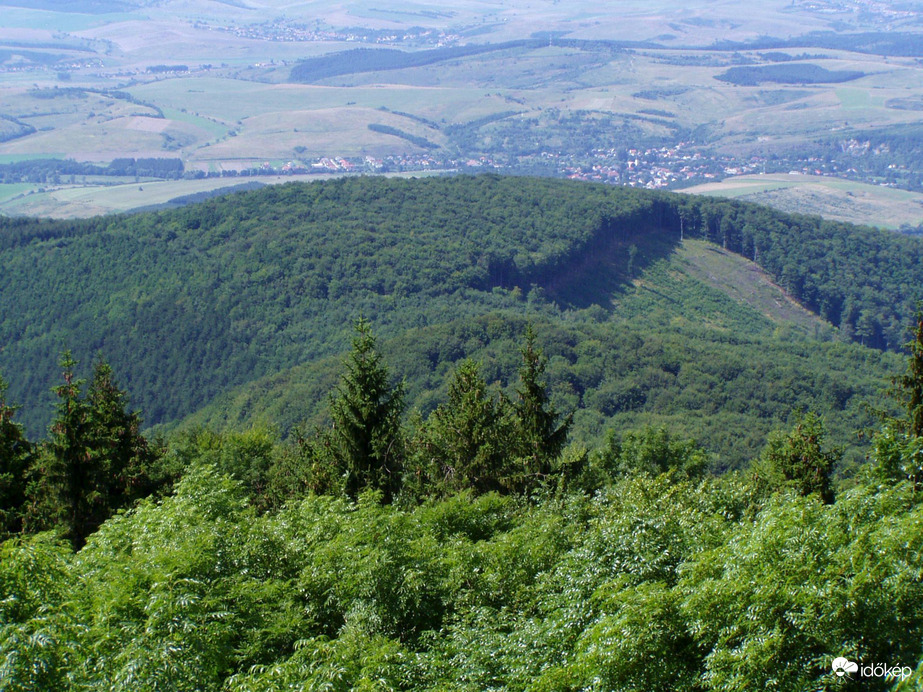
(710, 31), (923, 58)
(288, 39), (637, 84)
(715, 63), (864, 86)
(367, 124), (439, 150)
(888, 96), (923, 112)
(289, 42), (544, 83)
(147, 64), (189, 74)
(0, 115), (36, 144)
(0, 157), (184, 183)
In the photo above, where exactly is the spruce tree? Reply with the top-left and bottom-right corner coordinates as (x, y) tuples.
(0, 374), (31, 537)
(85, 359), (157, 516)
(329, 319), (404, 502)
(26, 351), (91, 544)
(423, 359), (512, 495)
(897, 309), (923, 438)
(25, 354), (155, 547)
(511, 325), (572, 491)
(750, 412), (839, 504)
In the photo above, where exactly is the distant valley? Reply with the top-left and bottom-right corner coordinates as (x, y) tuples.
(0, 0), (922, 229)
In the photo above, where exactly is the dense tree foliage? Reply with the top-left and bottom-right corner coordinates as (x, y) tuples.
(1, 289), (922, 689)
(1, 426), (920, 689)
(896, 310), (923, 438)
(184, 310), (898, 470)
(288, 39), (630, 84)
(329, 319), (406, 502)
(0, 377), (31, 538)
(508, 325), (573, 491)
(715, 63), (865, 85)
(1, 175), (918, 449)
(748, 411), (839, 504)
(412, 359), (514, 496)
(17, 354), (161, 548)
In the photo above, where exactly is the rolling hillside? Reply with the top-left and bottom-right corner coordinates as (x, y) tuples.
(1, 174), (919, 465)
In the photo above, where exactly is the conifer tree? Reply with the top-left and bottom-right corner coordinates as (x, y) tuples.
(423, 359), (512, 495)
(25, 353), (155, 547)
(750, 412), (838, 504)
(85, 359), (157, 514)
(872, 308), (923, 487)
(25, 351), (91, 543)
(330, 319), (404, 502)
(897, 309), (923, 438)
(0, 374), (31, 537)
(510, 325), (572, 491)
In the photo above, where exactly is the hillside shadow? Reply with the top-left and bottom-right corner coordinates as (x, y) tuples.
(539, 225), (682, 310)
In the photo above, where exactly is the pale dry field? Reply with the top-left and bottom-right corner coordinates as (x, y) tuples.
(683, 174), (923, 230)
(1, 0), (922, 217)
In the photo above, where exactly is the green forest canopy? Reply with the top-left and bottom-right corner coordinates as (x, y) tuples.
(0, 176), (919, 459)
(2, 174), (923, 688)
(1, 322), (922, 689)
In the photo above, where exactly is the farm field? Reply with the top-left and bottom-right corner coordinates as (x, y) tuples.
(0, 170), (449, 217)
(682, 174), (923, 230)
(0, 177), (277, 217)
(0, 0), (922, 220)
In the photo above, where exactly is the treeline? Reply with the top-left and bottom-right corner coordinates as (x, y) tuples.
(0, 158), (105, 184)
(0, 115), (36, 144)
(710, 30), (923, 58)
(670, 193), (923, 350)
(107, 157), (184, 178)
(183, 310), (896, 471)
(0, 156), (184, 183)
(289, 41), (544, 83)
(1, 321), (922, 689)
(367, 123), (439, 150)
(0, 322), (574, 544)
(0, 315), (888, 543)
(147, 64), (188, 73)
(288, 38), (635, 84)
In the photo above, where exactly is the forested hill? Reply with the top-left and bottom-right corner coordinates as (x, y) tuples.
(0, 175), (920, 450)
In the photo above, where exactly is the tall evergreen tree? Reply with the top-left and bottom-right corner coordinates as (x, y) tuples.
(897, 309), (923, 438)
(510, 325), (572, 491)
(25, 351), (91, 544)
(750, 412), (839, 504)
(0, 374), (31, 537)
(25, 354), (155, 547)
(872, 308), (923, 487)
(422, 359), (513, 495)
(85, 358), (158, 515)
(329, 319), (405, 502)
